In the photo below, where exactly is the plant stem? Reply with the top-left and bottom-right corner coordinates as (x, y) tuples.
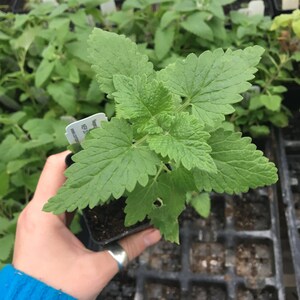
(177, 97), (191, 112)
(154, 164), (164, 181)
(262, 56), (291, 94)
(133, 135), (149, 147)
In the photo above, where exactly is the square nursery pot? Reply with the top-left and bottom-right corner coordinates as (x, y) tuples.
(65, 153), (151, 250)
(82, 198), (151, 250)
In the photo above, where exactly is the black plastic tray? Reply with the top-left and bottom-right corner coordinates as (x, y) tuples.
(276, 115), (300, 298)
(95, 140), (285, 300)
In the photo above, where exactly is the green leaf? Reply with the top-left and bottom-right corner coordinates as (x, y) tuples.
(55, 60), (80, 84)
(181, 12), (213, 41)
(0, 216), (11, 234)
(43, 119), (160, 214)
(47, 81), (77, 114)
(160, 11), (179, 29)
(269, 85), (287, 94)
(86, 79), (104, 103)
(0, 234), (14, 261)
(154, 26), (175, 60)
(158, 46), (264, 127)
(260, 94), (282, 111)
(88, 29), (154, 96)
(249, 125), (270, 137)
(187, 192), (210, 218)
(292, 52), (300, 62)
(113, 75), (174, 134)
(148, 172), (187, 243)
(0, 171), (9, 197)
(10, 27), (39, 51)
(269, 111), (289, 127)
(292, 18), (300, 37)
(24, 134), (54, 149)
(35, 59), (55, 87)
(0, 135), (25, 162)
(7, 157), (40, 174)
(148, 113), (216, 172)
(173, 0), (196, 12)
(125, 179), (160, 226)
(249, 95), (264, 110)
(194, 129), (278, 193)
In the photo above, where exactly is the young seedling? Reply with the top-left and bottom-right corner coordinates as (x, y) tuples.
(44, 29), (278, 243)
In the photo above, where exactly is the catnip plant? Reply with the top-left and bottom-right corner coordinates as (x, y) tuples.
(44, 29), (278, 243)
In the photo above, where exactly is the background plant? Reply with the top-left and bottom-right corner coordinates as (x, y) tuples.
(105, 0), (235, 67)
(0, 0), (108, 267)
(228, 10), (300, 137)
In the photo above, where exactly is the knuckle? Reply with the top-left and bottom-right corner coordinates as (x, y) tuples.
(17, 205), (38, 232)
(45, 154), (58, 166)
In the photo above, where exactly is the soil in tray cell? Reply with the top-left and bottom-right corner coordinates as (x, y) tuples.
(190, 242), (225, 274)
(97, 273), (136, 300)
(181, 197), (225, 231)
(236, 242), (274, 284)
(233, 195), (270, 230)
(237, 286), (278, 300)
(190, 284), (226, 300)
(139, 240), (181, 272)
(144, 281), (180, 300)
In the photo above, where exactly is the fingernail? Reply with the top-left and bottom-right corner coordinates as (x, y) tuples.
(143, 229), (161, 246)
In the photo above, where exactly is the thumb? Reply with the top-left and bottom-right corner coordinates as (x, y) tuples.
(119, 228), (161, 260)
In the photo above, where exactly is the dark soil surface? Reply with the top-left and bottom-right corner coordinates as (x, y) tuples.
(236, 242), (274, 284)
(236, 286), (278, 300)
(180, 197), (225, 231)
(190, 242), (225, 274)
(190, 284), (226, 300)
(233, 194), (270, 230)
(139, 240), (181, 272)
(144, 281), (180, 300)
(97, 274), (136, 300)
(97, 259), (139, 300)
(84, 197), (150, 243)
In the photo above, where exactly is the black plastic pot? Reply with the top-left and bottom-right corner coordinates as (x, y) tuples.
(82, 198), (151, 250)
(65, 153), (151, 249)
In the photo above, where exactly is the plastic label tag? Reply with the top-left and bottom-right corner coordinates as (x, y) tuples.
(65, 113), (107, 144)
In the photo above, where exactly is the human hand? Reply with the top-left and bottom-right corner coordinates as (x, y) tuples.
(13, 151), (161, 300)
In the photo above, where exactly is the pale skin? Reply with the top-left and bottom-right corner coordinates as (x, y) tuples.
(13, 151), (161, 300)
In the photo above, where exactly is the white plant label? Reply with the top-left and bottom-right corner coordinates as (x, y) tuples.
(65, 113), (108, 144)
(282, 0), (299, 10)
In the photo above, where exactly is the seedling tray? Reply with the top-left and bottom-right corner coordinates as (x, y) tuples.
(95, 139), (284, 299)
(276, 113), (300, 298)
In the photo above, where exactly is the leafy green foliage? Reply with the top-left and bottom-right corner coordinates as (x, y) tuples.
(158, 46), (264, 127)
(186, 192), (211, 218)
(228, 11), (300, 136)
(88, 30), (154, 96)
(193, 129), (278, 193)
(45, 29), (278, 242)
(105, 0), (232, 64)
(0, 0), (104, 266)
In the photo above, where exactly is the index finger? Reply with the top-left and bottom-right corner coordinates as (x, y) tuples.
(28, 151), (71, 224)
